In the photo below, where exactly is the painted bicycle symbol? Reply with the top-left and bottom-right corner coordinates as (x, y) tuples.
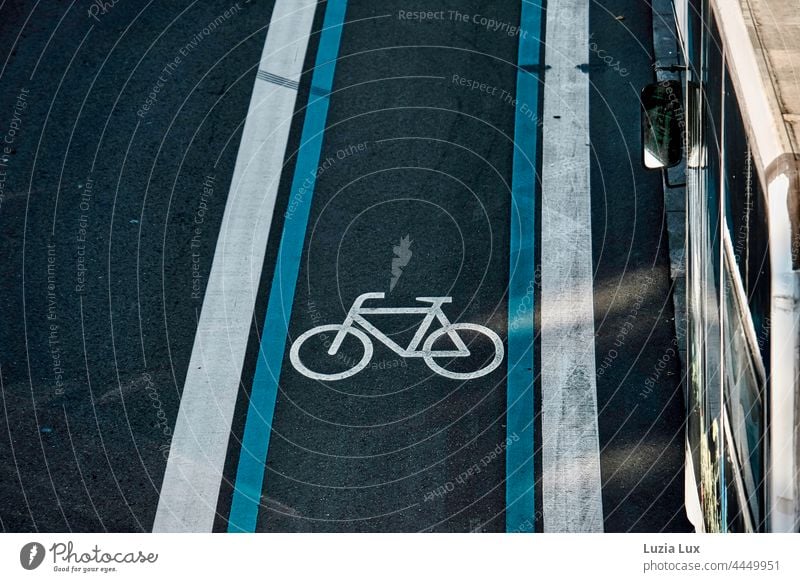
(289, 292), (504, 381)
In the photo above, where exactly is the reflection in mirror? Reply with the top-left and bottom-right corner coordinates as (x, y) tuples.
(641, 80), (683, 169)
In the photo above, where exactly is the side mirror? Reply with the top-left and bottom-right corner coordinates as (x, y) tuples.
(641, 80), (683, 169)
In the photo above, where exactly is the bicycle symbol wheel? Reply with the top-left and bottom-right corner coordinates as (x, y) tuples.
(422, 323), (504, 380)
(289, 324), (373, 381)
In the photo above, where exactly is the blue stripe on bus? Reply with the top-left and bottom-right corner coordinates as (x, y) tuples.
(506, 0), (543, 533)
(228, 0), (349, 533)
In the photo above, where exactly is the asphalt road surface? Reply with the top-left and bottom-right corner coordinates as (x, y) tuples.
(0, 0), (691, 533)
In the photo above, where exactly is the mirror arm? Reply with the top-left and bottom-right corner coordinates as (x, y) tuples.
(654, 64), (689, 73)
(662, 168), (686, 189)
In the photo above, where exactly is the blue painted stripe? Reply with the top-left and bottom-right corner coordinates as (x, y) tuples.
(506, 0), (543, 534)
(228, 0), (349, 533)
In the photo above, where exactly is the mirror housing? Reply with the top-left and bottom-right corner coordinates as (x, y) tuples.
(641, 80), (683, 169)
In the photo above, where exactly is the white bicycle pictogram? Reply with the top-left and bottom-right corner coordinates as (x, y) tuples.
(289, 292), (504, 381)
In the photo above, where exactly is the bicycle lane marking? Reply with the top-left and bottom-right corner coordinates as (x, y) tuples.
(505, 0), (544, 533)
(227, 0), (349, 533)
(287, 293), (505, 382)
(540, 0), (603, 532)
(152, 0), (318, 533)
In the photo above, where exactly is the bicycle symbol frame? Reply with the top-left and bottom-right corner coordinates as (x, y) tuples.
(289, 292), (504, 381)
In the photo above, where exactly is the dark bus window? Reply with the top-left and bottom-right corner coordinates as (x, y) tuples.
(722, 69), (771, 371)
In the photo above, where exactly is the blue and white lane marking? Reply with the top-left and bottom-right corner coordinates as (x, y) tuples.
(153, 0), (317, 533)
(506, 0), (544, 534)
(228, 0), (349, 533)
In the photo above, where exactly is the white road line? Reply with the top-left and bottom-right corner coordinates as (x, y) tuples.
(540, 0), (604, 532)
(152, 0), (317, 532)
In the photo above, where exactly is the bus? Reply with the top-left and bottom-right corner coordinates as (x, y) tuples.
(641, 0), (800, 532)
